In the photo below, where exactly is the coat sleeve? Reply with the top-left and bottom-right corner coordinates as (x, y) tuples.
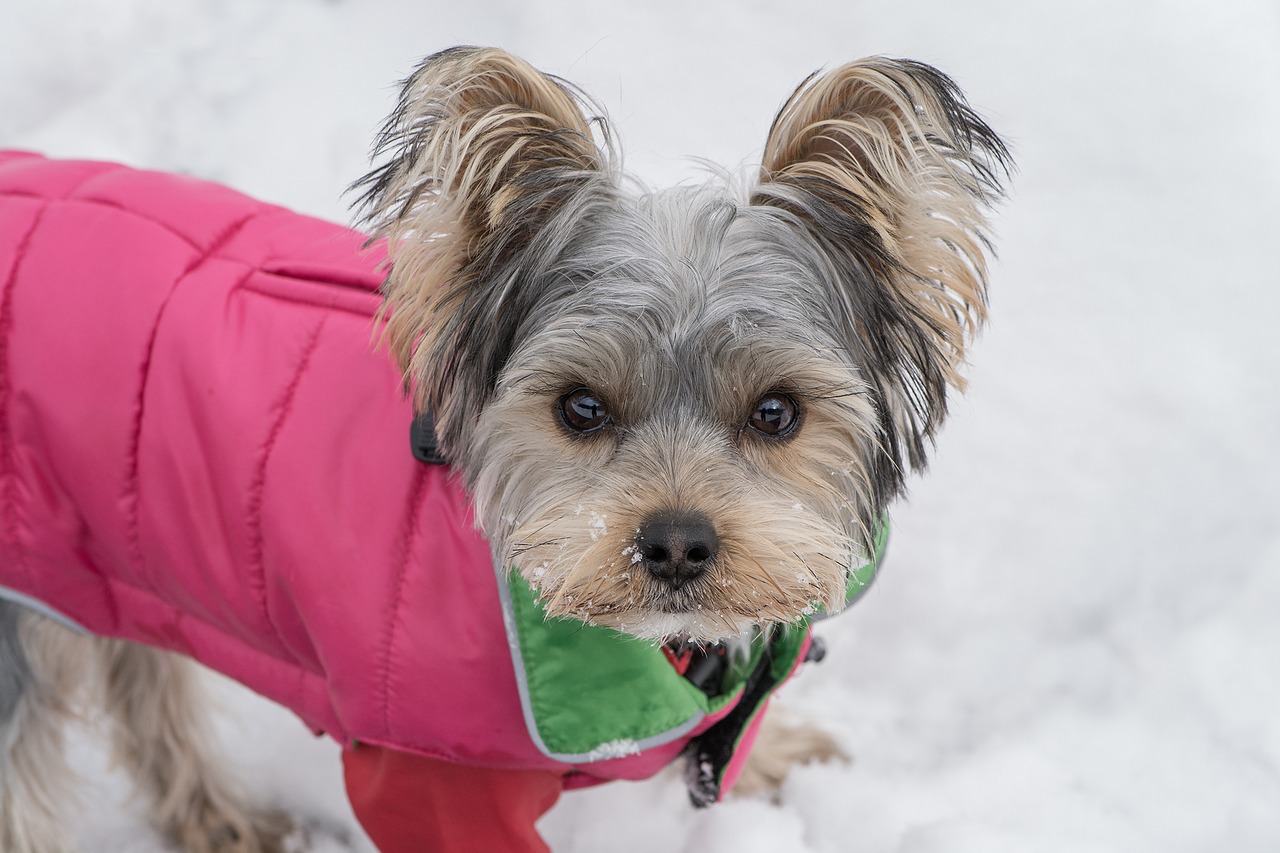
(341, 744), (564, 852)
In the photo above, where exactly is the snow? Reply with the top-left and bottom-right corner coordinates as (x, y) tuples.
(584, 739), (643, 762)
(4, 0), (1278, 850)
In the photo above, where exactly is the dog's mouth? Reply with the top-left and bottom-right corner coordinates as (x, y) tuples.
(544, 583), (759, 643)
(544, 585), (715, 628)
(603, 610), (743, 644)
(651, 581), (709, 614)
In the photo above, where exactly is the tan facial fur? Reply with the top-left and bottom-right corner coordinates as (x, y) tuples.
(468, 348), (882, 640)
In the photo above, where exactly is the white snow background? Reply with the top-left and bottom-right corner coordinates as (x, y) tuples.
(3, 1), (1279, 850)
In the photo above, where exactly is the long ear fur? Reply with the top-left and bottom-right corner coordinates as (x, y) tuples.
(753, 57), (1011, 496)
(350, 46), (613, 447)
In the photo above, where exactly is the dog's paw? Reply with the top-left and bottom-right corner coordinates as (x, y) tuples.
(731, 711), (849, 800)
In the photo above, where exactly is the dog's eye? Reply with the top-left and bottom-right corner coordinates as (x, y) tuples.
(559, 387), (610, 433)
(747, 393), (800, 438)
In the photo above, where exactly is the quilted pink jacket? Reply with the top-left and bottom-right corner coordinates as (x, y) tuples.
(0, 151), (707, 784)
(0, 152), (849, 809)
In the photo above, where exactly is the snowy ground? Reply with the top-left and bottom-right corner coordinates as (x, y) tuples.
(4, 1), (1279, 850)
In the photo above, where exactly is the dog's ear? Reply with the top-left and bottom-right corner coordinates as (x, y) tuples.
(351, 47), (610, 445)
(752, 58), (1011, 495)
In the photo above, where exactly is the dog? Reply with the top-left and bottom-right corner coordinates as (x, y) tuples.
(0, 47), (1008, 851)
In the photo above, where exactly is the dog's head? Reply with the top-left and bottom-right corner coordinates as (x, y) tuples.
(353, 47), (1009, 641)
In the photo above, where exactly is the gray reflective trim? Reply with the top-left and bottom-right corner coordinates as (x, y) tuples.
(0, 587), (90, 634)
(492, 559), (706, 764)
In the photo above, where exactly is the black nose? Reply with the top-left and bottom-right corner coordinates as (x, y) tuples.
(636, 512), (718, 589)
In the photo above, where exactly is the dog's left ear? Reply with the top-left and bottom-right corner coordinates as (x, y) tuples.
(351, 47), (611, 451)
(753, 58), (1011, 494)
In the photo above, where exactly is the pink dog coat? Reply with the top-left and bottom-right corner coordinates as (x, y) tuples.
(0, 152), (881, 803)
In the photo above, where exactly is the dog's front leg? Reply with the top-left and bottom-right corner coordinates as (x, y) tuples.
(0, 603), (85, 853)
(100, 641), (295, 853)
(731, 709), (848, 801)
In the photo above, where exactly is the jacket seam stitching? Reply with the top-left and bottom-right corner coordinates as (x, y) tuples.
(377, 464), (429, 739)
(0, 204), (48, 575)
(1, 165), (127, 593)
(239, 276), (381, 318)
(244, 314), (329, 649)
(122, 212), (263, 581)
(0, 190), (270, 254)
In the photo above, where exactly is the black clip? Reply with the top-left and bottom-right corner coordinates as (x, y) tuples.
(410, 410), (447, 465)
(804, 634), (827, 664)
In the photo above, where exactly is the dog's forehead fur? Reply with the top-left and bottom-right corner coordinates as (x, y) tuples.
(502, 185), (862, 416)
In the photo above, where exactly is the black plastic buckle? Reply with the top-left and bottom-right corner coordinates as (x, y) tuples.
(410, 410), (447, 465)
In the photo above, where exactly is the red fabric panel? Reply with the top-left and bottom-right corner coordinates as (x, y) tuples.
(342, 744), (562, 853)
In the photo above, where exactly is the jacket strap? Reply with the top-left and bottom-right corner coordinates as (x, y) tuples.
(681, 628), (803, 807)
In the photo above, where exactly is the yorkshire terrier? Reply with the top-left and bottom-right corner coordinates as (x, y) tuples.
(0, 47), (1008, 851)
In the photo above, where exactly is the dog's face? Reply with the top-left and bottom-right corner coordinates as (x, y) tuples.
(354, 48), (1008, 641)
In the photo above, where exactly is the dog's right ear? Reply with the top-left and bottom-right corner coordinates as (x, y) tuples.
(351, 47), (609, 444)
(752, 58), (1010, 502)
